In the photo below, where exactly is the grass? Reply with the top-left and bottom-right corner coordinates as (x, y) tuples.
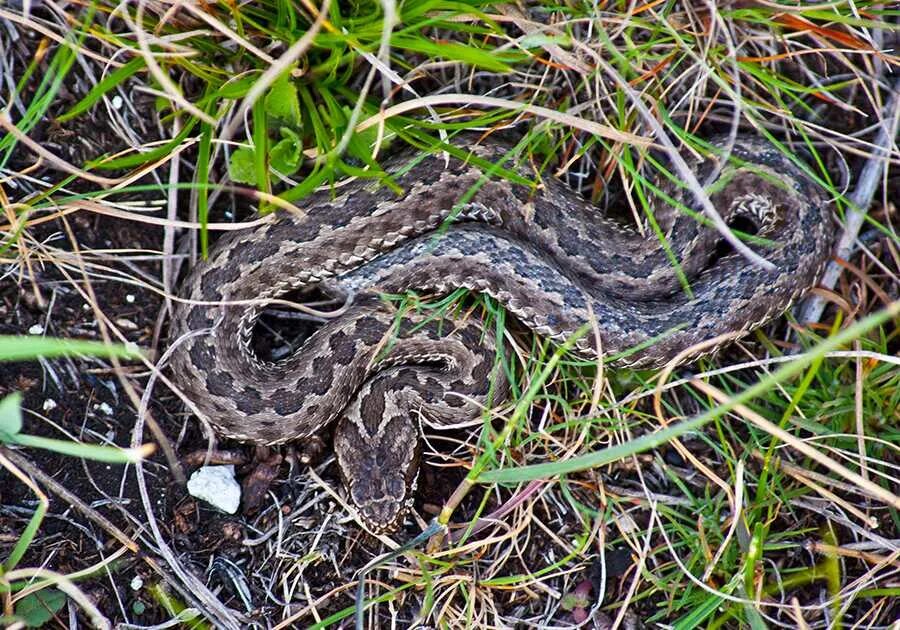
(1, 0), (899, 627)
(0, 337), (152, 627)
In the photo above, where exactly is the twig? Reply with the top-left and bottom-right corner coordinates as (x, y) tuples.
(799, 76), (900, 324)
(1, 447), (140, 552)
(0, 112), (121, 186)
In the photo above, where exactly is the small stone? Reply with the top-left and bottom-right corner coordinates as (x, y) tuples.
(187, 465), (241, 514)
(125, 294), (135, 303)
(28, 324), (44, 335)
(94, 402), (114, 416)
(130, 576), (143, 591)
(111, 95), (123, 109)
(115, 318), (138, 331)
(42, 399), (57, 411)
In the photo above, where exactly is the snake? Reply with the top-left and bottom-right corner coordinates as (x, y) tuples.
(168, 135), (832, 533)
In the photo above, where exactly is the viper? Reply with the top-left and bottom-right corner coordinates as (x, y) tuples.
(168, 135), (832, 532)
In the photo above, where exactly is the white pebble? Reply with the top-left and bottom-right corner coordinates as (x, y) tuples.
(125, 294), (135, 303)
(111, 95), (123, 109)
(42, 399), (57, 411)
(130, 576), (143, 591)
(94, 402), (114, 416)
(28, 324), (44, 335)
(187, 465), (241, 514)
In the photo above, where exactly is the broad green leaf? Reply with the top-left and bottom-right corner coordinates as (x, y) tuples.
(215, 73), (258, 100)
(0, 392), (23, 436)
(14, 588), (66, 628)
(270, 127), (302, 174)
(672, 592), (727, 629)
(0, 336), (142, 362)
(265, 74), (301, 126)
(228, 146), (257, 185)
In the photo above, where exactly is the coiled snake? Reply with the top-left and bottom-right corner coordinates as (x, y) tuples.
(169, 136), (832, 532)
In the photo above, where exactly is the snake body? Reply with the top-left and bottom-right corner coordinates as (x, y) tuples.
(169, 136), (832, 532)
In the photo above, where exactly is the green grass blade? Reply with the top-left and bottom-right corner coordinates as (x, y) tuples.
(0, 336), (142, 362)
(55, 56), (147, 122)
(479, 300), (900, 484)
(7, 433), (151, 464)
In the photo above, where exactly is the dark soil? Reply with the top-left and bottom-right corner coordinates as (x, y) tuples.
(2, 10), (899, 629)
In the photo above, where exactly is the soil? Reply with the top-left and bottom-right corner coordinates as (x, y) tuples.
(2, 11), (898, 629)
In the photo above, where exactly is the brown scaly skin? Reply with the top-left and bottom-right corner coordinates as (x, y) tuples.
(169, 136), (832, 532)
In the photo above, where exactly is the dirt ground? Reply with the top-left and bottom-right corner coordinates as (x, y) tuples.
(2, 7), (899, 630)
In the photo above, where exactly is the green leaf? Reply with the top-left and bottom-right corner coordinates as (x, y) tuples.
(251, 100), (270, 196)
(10, 432), (153, 464)
(197, 120), (213, 259)
(89, 118), (198, 170)
(56, 57), (146, 122)
(270, 127), (302, 175)
(14, 588), (66, 628)
(215, 73), (258, 100)
(519, 33), (571, 48)
(228, 146), (257, 185)
(0, 336), (142, 362)
(264, 74), (301, 126)
(0, 393), (23, 436)
(392, 35), (514, 73)
(672, 592), (727, 629)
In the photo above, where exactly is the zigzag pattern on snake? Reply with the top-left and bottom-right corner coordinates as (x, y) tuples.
(169, 136), (832, 532)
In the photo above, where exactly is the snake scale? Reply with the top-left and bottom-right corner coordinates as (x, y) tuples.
(169, 135), (832, 532)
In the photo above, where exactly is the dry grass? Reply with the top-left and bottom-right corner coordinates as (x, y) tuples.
(0, 1), (898, 628)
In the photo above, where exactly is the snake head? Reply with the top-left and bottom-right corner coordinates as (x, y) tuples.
(333, 411), (421, 534)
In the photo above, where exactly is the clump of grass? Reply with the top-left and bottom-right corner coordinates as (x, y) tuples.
(1, 0), (898, 627)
